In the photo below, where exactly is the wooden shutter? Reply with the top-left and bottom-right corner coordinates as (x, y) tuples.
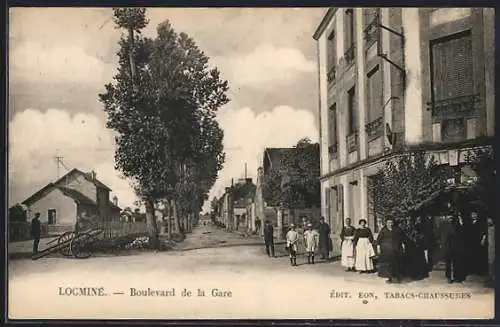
(325, 188), (331, 222)
(338, 184), (344, 227)
(327, 30), (336, 71)
(368, 66), (383, 122)
(328, 104), (337, 146)
(345, 9), (354, 48)
(330, 186), (338, 232)
(431, 30), (473, 101)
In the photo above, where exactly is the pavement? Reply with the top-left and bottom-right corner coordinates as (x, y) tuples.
(8, 225), (494, 319)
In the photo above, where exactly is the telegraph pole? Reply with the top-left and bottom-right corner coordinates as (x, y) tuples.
(54, 156), (64, 179)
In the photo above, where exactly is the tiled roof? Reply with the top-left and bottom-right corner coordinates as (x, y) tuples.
(54, 168), (112, 191)
(263, 148), (293, 172)
(55, 186), (97, 205)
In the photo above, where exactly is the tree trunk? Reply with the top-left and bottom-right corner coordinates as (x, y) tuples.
(128, 28), (137, 81)
(145, 197), (159, 250)
(172, 199), (181, 234)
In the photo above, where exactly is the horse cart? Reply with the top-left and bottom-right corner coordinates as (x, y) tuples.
(32, 228), (104, 260)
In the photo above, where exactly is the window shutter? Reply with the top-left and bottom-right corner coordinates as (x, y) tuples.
(327, 30), (336, 71)
(330, 187), (338, 232)
(338, 184), (344, 226)
(325, 187), (330, 221)
(431, 31), (473, 101)
(329, 104), (337, 146)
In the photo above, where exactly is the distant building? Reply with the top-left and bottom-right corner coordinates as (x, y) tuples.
(21, 168), (121, 235)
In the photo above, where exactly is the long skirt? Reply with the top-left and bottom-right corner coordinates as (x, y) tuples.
(355, 238), (375, 271)
(341, 237), (355, 268)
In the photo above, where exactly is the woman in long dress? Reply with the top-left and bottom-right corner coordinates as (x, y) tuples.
(354, 219), (375, 273)
(340, 218), (356, 271)
(376, 218), (405, 283)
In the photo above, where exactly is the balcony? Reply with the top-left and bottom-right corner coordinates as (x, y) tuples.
(363, 18), (379, 48)
(346, 133), (358, 153)
(327, 66), (336, 84)
(427, 94), (479, 119)
(365, 116), (384, 140)
(344, 45), (356, 66)
(328, 143), (338, 157)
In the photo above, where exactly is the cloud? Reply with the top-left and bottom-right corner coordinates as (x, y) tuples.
(8, 108), (138, 209)
(203, 105), (318, 212)
(212, 45), (316, 89)
(9, 41), (114, 88)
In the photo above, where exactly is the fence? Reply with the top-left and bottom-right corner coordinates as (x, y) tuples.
(103, 221), (148, 239)
(9, 220), (148, 242)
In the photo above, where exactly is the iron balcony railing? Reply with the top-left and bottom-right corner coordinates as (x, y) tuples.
(365, 116), (384, 140)
(344, 45), (356, 65)
(328, 143), (338, 156)
(427, 94), (479, 118)
(363, 18), (379, 48)
(346, 133), (358, 153)
(327, 66), (336, 84)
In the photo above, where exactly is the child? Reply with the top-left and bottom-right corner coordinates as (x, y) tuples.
(303, 223), (319, 264)
(286, 224), (299, 266)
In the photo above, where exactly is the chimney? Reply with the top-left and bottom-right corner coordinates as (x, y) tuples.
(91, 170), (96, 181)
(112, 196), (118, 206)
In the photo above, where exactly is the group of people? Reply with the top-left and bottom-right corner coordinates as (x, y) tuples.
(266, 211), (491, 285)
(282, 217), (332, 266)
(339, 212), (491, 284)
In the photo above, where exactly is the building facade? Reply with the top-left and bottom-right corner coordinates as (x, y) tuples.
(313, 8), (494, 252)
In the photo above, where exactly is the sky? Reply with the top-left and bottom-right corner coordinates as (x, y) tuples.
(8, 7), (326, 212)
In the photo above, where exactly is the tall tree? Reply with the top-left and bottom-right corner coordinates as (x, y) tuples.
(262, 138), (321, 209)
(100, 10), (228, 247)
(371, 151), (454, 239)
(466, 147), (495, 220)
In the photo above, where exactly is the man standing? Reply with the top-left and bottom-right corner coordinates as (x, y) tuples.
(31, 213), (41, 254)
(468, 212), (487, 276)
(255, 217), (262, 234)
(443, 214), (466, 283)
(376, 218), (405, 283)
(263, 220), (275, 258)
(318, 217), (331, 260)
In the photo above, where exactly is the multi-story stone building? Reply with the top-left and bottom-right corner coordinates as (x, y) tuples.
(313, 8), (494, 252)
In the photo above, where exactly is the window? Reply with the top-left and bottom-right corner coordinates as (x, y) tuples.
(429, 30), (475, 118)
(48, 209), (56, 225)
(328, 104), (338, 155)
(344, 9), (355, 64)
(367, 66), (383, 123)
(347, 86), (357, 135)
(327, 30), (337, 83)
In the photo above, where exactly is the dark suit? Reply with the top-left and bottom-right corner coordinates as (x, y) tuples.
(31, 218), (41, 253)
(264, 224), (275, 257)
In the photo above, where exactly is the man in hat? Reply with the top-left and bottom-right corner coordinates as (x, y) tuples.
(318, 217), (331, 260)
(304, 223), (319, 264)
(286, 224), (299, 266)
(31, 213), (41, 254)
(263, 220), (275, 257)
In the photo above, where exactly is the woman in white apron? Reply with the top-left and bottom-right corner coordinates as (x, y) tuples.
(353, 219), (376, 273)
(340, 218), (356, 271)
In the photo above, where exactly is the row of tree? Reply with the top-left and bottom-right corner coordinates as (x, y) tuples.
(99, 8), (229, 249)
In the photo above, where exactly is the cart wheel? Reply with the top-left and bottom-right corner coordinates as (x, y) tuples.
(70, 233), (93, 259)
(58, 232), (75, 257)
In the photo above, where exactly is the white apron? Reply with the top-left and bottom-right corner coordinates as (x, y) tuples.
(355, 237), (375, 271)
(341, 236), (355, 268)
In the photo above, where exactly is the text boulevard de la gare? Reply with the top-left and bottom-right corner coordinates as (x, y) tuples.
(57, 286), (233, 298)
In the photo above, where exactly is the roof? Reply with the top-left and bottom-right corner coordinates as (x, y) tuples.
(263, 148), (293, 173)
(56, 186), (97, 205)
(54, 168), (112, 191)
(313, 8), (338, 40)
(109, 201), (122, 212)
(22, 183), (97, 206)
